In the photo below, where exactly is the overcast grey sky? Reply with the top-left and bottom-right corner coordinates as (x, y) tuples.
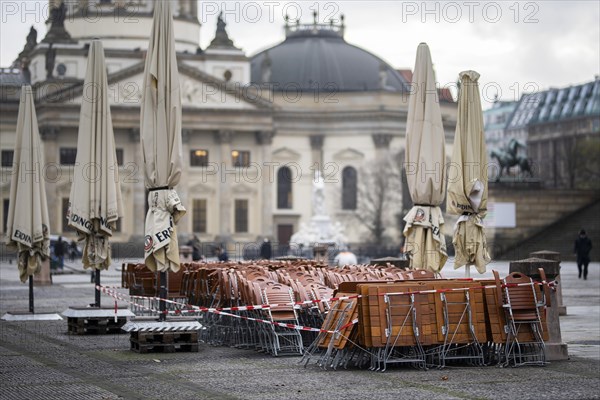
(1, 1), (598, 106)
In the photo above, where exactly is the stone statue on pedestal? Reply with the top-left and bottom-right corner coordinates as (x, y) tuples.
(45, 45), (56, 80)
(313, 170), (326, 216)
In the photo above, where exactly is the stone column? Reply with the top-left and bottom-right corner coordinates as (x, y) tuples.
(310, 135), (324, 171)
(509, 257), (568, 361)
(257, 130), (274, 238)
(40, 127), (59, 232)
(216, 130), (233, 242)
(529, 250), (566, 316)
(372, 133), (393, 157)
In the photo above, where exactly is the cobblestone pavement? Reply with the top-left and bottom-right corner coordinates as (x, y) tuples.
(1, 259), (598, 400)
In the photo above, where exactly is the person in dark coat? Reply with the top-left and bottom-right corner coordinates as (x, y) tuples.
(217, 246), (229, 262)
(260, 238), (272, 260)
(69, 240), (78, 262)
(187, 235), (202, 262)
(574, 229), (593, 280)
(54, 236), (65, 270)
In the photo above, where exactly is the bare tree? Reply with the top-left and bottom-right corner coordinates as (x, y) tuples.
(574, 136), (600, 189)
(557, 135), (600, 189)
(354, 155), (401, 243)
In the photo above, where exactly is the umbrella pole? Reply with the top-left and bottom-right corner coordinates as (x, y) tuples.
(95, 269), (101, 308)
(29, 275), (34, 313)
(159, 271), (167, 321)
(465, 265), (471, 278)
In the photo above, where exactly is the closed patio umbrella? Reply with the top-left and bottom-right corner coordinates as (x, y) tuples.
(6, 85), (50, 312)
(447, 70), (491, 276)
(403, 43), (447, 273)
(140, 1), (186, 318)
(67, 39), (123, 307)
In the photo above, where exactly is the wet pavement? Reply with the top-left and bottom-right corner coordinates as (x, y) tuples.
(0, 258), (598, 400)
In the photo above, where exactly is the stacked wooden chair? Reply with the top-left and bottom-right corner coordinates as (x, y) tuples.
(261, 284), (304, 356)
(493, 269), (549, 367)
(125, 260), (552, 366)
(304, 269), (550, 371)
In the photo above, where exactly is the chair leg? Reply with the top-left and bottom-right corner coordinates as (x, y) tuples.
(502, 319), (546, 367)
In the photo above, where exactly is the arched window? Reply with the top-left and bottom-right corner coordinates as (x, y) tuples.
(277, 167), (293, 209)
(342, 166), (357, 210)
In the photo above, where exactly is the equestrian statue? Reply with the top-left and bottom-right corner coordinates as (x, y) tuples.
(490, 138), (534, 179)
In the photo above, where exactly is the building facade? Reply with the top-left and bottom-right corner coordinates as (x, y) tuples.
(483, 100), (518, 151)
(526, 78), (600, 189)
(0, 0), (458, 256)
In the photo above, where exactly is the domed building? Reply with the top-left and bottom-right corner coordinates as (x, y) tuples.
(248, 17), (457, 249)
(251, 17), (408, 92)
(0, 1), (457, 257)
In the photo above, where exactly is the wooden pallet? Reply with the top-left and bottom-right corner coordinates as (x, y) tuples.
(67, 316), (127, 335)
(129, 331), (199, 353)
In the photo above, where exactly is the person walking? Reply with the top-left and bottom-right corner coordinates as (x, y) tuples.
(216, 246), (229, 262)
(574, 229), (593, 280)
(188, 235), (202, 262)
(54, 236), (65, 270)
(69, 239), (78, 262)
(260, 238), (272, 260)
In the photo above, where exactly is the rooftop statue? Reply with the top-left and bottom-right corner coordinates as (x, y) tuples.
(261, 51), (272, 82)
(25, 26), (37, 53)
(45, 45), (56, 79)
(208, 12), (235, 49)
(51, 1), (67, 27)
(42, 1), (75, 43)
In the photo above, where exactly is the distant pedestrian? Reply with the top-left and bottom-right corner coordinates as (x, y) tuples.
(216, 246), (229, 262)
(574, 229), (592, 280)
(187, 235), (202, 262)
(54, 236), (65, 270)
(260, 238), (272, 260)
(69, 240), (78, 262)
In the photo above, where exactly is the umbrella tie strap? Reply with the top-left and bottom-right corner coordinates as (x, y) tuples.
(148, 186), (170, 192)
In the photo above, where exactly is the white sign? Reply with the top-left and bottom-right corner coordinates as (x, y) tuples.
(485, 202), (516, 228)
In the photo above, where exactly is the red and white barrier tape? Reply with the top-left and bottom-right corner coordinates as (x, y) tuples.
(97, 279), (554, 333)
(125, 293), (360, 313)
(97, 285), (358, 334)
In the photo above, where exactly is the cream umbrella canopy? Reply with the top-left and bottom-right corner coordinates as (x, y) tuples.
(68, 40), (123, 306)
(6, 86), (50, 312)
(141, 0), (185, 273)
(403, 43), (447, 273)
(140, 1), (185, 320)
(447, 70), (491, 275)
